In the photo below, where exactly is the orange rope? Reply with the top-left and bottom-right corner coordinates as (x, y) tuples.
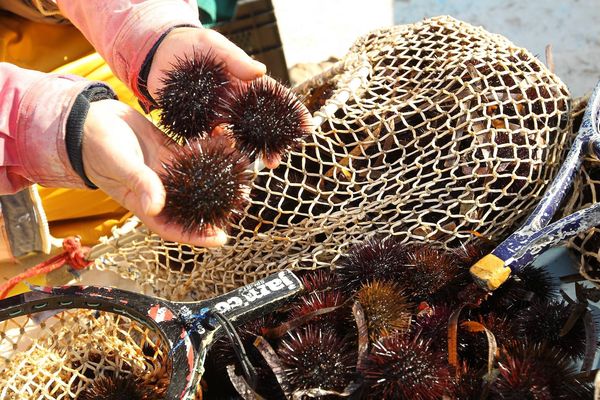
(0, 237), (92, 299)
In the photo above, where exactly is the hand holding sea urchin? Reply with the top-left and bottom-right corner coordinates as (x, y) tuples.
(216, 76), (313, 164)
(159, 136), (251, 236)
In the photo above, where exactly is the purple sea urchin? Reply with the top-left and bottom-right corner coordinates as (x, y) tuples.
(412, 305), (452, 352)
(481, 265), (558, 316)
(156, 50), (229, 141)
(400, 244), (460, 301)
(515, 300), (588, 360)
(160, 136), (251, 235)
(300, 269), (338, 293)
(335, 236), (409, 291)
(77, 374), (161, 400)
(491, 342), (593, 399)
(361, 334), (451, 400)
(278, 326), (356, 393)
(216, 77), (312, 163)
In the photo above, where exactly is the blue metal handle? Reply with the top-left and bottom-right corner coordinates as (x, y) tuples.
(470, 81), (600, 290)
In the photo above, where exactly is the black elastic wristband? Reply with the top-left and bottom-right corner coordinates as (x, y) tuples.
(65, 84), (117, 189)
(137, 24), (199, 113)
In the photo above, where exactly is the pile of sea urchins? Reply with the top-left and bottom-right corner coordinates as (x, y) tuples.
(202, 236), (596, 400)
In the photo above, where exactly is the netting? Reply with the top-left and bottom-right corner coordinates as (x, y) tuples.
(0, 16), (578, 398)
(93, 16), (572, 301)
(0, 309), (170, 399)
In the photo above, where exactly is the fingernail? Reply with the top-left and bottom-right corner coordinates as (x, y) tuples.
(142, 193), (155, 215)
(215, 229), (228, 245)
(203, 230), (228, 247)
(253, 60), (267, 74)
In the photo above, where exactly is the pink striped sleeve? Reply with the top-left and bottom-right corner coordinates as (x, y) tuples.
(55, 0), (201, 105)
(0, 62), (97, 193)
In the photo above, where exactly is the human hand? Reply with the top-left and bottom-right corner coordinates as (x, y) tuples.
(146, 27), (288, 169)
(82, 99), (228, 247)
(146, 27), (266, 100)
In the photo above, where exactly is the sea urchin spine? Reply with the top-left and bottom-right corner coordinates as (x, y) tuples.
(356, 280), (412, 339)
(77, 374), (162, 400)
(361, 334), (451, 400)
(216, 76), (312, 163)
(159, 136), (252, 235)
(278, 325), (356, 393)
(156, 50), (230, 141)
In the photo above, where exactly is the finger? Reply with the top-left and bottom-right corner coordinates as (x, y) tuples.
(142, 216), (229, 247)
(118, 106), (175, 171)
(263, 153), (281, 169)
(121, 165), (166, 217)
(200, 30), (266, 81)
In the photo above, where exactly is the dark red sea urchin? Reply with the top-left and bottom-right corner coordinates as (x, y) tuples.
(156, 50), (229, 141)
(278, 325), (356, 393)
(159, 136), (252, 235)
(300, 269), (338, 293)
(361, 334), (451, 400)
(77, 374), (161, 400)
(335, 236), (409, 292)
(490, 342), (593, 400)
(515, 300), (588, 360)
(216, 76), (312, 163)
(400, 244), (460, 301)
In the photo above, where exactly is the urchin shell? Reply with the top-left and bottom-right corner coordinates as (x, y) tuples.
(491, 342), (593, 399)
(160, 136), (251, 235)
(78, 374), (159, 400)
(356, 280), (412, 339)
(156, 51), (229, 141)
(216, 77), (312, 162)
(360, 334), (451, 400)
(400, 244), (459, 301)
(335, 236), (409, 291)
(278, 325), (356, 392)
(515, 300), (588, 360)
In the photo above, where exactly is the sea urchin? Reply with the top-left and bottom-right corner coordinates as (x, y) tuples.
(278, 325), (356, 393)
(361, 334), (451, 400)
(216, 77), (312, 163)
(77, 374), (161, 400)
(156, 50), (229, 141)
(159, 136), (251, 235)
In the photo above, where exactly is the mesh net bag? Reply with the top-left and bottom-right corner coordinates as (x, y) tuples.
(93, 16), (572, 301)
(0, 309), (170, 399)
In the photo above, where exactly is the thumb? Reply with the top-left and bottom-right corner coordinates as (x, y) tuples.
(122, 165), (166, 217)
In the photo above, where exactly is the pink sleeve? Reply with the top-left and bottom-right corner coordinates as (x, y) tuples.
(55, 0), (202, 107)
(0, 62), (99, 193)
